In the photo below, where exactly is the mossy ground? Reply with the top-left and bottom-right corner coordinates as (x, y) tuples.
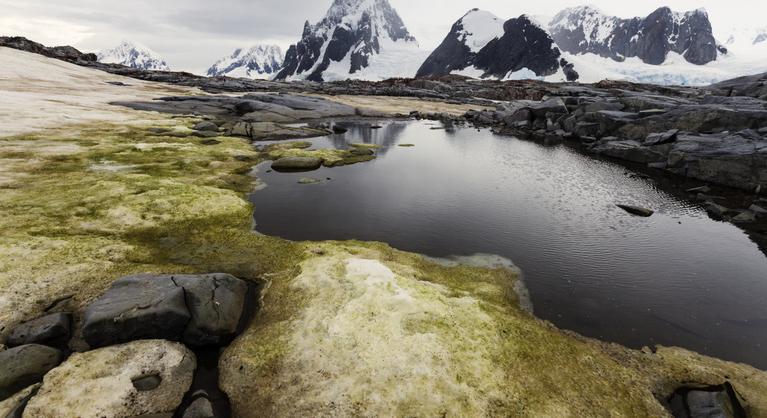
(261, 141), (376, 167)
(2, 116), (767, 417)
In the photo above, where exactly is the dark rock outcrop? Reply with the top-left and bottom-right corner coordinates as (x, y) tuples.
(0, 36), (97, 64)
(549, 6), (722, 65)
(418, 13), (579, 81)
(275, 0), (417, 81)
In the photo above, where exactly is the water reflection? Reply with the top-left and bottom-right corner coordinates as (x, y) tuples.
(251, 120), (767, 370)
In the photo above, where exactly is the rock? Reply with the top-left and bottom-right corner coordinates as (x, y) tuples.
(192, 131), (219, 138)
(298, 177), (322, 185)
(704, 201), (735, 218)
(332, 126), (348, 134)
(271, 157), (323, 172)
(645, 129), (679, 146)
(0, 383), (39, 418)
(6, 313), (71, 349)
(182, 396), (215, 418)
(686, 186), (711, 194)
(638, 109), (668, 118)
(171, 274), (248, 346)
(616, 204), (654, 217)
(193, 121), (218, 132)
(732, 211), (756, 223)
(592, 140), (668, 164)
(82, 275), (191, 348)
(668, 385), (744, 418)
(200, 139), (221, 146)
(0, 344), (62, 401)
(749, 204), (767, 217)
(82, 274), (247, 347)
(23, 340), (195, 418)
(503, 108), (532, 126)
(529, 98), (568, 118)
(132, 374), (163, 391)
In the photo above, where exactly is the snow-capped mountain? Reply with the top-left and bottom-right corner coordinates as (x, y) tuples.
(549, 6), (723, 65)
(274, 0), (427, 82)
(97, 41), (170, 71)
(417, 10), (578, 82)
(207, 45), (284, 79)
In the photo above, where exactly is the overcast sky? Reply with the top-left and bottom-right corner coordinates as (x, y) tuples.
(1, 0), (764, 73)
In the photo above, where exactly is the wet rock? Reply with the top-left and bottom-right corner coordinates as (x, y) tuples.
(271, 157), (323, 172)
(23, 340), (195, 418)
(616, 204), (654, 217)
(732, 211), (756, 223)
(82, 275), (191, 347)
(298, 177), (322, 185)
(645, 129), (679, 146)
(332, 126), (348, 134)
(704, 202), (735, 218)
(6, 313), (71, 349)
(193, 121), (218, 132)
(0, 344), (62, 401)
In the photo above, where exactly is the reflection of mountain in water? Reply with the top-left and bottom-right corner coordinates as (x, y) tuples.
(331, 121), (409, 156)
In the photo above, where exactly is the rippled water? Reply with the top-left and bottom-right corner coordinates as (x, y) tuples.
(251, 120), (767, 369)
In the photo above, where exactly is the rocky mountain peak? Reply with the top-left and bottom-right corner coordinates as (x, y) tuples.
(274, 0), (419, 81)
(206, 44), (284, 79)
(97, 40), (170, 71)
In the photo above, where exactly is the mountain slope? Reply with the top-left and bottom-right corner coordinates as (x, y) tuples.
(207, 45), (284, 79)
(417, 12), (578, 82)
(97, 41), (170, 71)
(274, 0), (422, 81)
(549, 6), (724, 65)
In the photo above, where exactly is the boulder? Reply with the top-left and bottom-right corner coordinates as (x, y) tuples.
(82, 275), (191, 348)
(271, 157), (323, 172)
(0, 344), (62, 401)
(82, 274), (248, 347)
(193, 121), (218, 132)
(529, 98), (568, 118)
(171, 274), (248, 346)
(0, 383), (39, 418)
(591, 140), (668, 164)
(23, 340), (195, 418)
(6, 313), (71, 349)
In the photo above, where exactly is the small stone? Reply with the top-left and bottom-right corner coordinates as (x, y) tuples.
(132, 375), (162, 392)
(616, 204), (654, 217)
(398, 144), (415, 147)
(0, 344), (62, 401)
(332, 126), (348, 134)
(6, 313), (71, 349)
(200, 139), (221, 146)
(182, 396), (215, 418)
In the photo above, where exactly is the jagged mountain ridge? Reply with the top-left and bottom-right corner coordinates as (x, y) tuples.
(549, 6), (724, 65)
(417, 10), (578, 81)
(274, 0), (421, 81)
(97, 41), (170, 71)
(207, 45), (284, 79)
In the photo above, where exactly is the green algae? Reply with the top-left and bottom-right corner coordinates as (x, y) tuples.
(2, 117), (767, 418)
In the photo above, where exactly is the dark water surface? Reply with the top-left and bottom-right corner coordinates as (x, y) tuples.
(250, 120), (767, 369)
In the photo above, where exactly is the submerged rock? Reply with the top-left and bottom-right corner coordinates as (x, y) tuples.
(616, 204), (655, 217)
(0, 345), (62, 401)
(23, 340), (195, 418)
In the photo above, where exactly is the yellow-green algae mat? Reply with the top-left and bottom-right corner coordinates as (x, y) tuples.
(0, 120), (766, 417)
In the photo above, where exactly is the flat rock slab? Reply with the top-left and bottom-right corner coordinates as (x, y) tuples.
(0, 344), (62, 401)
(23, 340), (195, 418)
(82, 274), (248, 347)
(6, 312), (71, 348)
